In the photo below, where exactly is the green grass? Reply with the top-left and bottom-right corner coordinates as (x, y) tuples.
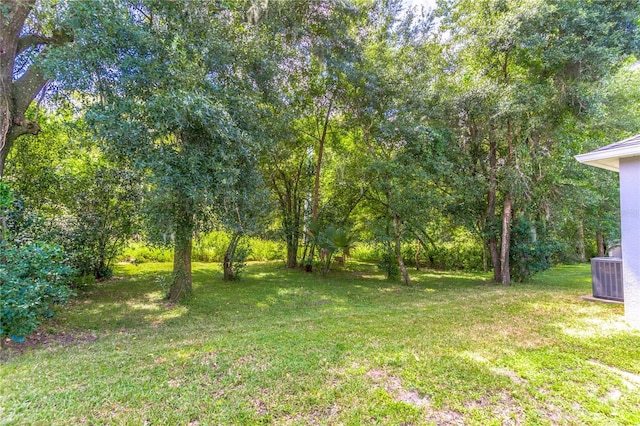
(2, 262), (640, 425)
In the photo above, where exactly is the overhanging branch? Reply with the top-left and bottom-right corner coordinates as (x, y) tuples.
(16, 29), (73, 57)
(12, 65), (46, 119)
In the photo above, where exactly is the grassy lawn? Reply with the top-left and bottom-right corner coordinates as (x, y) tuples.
(2, 261), (640, 425)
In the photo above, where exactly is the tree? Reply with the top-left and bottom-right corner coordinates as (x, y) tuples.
(339, 1), (448, 285)
(0, 0), (72, 176)
(264, 131), (312, 269)
(436, 0), (640, 284)
(46, 0), (280, 301)
(4, 105), (141, 280)
(218, 152), (272, 281)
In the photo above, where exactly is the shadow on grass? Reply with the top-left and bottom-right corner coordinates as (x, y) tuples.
(58, 262), (596, 337)
(61, 267), (184, 332)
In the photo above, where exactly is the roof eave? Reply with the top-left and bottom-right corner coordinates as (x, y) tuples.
(574, 155), (619, 172)
(575, 144), (640, 172)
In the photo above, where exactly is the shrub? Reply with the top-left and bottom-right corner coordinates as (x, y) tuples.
(510, 217), (565, 282)
(377, 253), (400, 279)
(351, 243), (383, 262)
(246, 237), (284, 261)
(120, 231), (286, 264)
(120, 242), (173, 263)
(193, 231), (231, 262)
(0, 242), (74, 341)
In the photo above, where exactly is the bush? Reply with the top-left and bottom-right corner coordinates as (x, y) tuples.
(377, 253), (400, 279)
(510, 217), (565, 282)
(0, 242), (74, 340)
(246, 236), (284, 261)
(119, 231), (286, 264)
(120, 242), (173, 263)
(353, 234), (484, 272)
(192, 231), (231, 262)
(351, 243), (383, 262)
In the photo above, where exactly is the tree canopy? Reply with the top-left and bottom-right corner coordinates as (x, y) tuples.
(2, 0), (639, 305)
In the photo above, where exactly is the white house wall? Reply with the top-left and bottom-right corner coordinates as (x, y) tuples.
(619, 157), (640, 328)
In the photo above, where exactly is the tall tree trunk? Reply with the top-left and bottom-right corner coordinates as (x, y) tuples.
(306, 99), (333, 270)
(394, 214), (411, 286)
(487, 137), (501, 282)
(311, 99), (333, 222)
(500, 196), (512, 286)
(577, 221), (586, 262)
(169, 203), (194, 302)
(596, 231), (605, 257)
(500, 118), (514, 286)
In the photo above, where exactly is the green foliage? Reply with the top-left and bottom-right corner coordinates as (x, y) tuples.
(5, 108), (142, 280)
(0, 180), (13, 241)
(377, 252), (400, 279)
(59, 165), (141, 279)
(312, 224), (357, 274)
(510, 217), (565, 282)
(421, 242), (485, 271)
(192, 232), (232, 263)
(120, 232), (285, 264)
(245, 237), (284, 262)
(120, 242), (173, 264)
(3, 0), (636, 292)
(0, 180), (12, 209)
(229, 240), (250, 280)
(0, 242), (74, 340)
(350, 243), (380, 263)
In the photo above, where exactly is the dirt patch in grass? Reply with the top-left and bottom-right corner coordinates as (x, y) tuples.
(425, 410), (466, 425)
(465, 391), (525, 425)
(366, 369), (431, 408)
(252, 397), (270, 415)
(1, 329), (98, 360)
(365, 369), (470, 424)
(281, 403), (340, 425)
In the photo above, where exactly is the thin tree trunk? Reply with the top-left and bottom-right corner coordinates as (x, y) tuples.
(311, 99), (333, 220)
(500, 196), (512, 286)
(487, 137), (501, 282)
(394, 214), (411, 286)
(415, 239), (421, 271)
(577, 221), (586, 262)
(286, 238), (298, 268)
(284, 205), (300, 268)
(596, 231), (605, 257)
(169, 204), (193, 302)
(500, 117), (514, 286)
(307, 99), (333, 271)
(306, 243), (316, 273)
(223, 232), (241, 280)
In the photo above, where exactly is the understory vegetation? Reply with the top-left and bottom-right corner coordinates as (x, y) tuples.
(1, 262), (639, 425)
